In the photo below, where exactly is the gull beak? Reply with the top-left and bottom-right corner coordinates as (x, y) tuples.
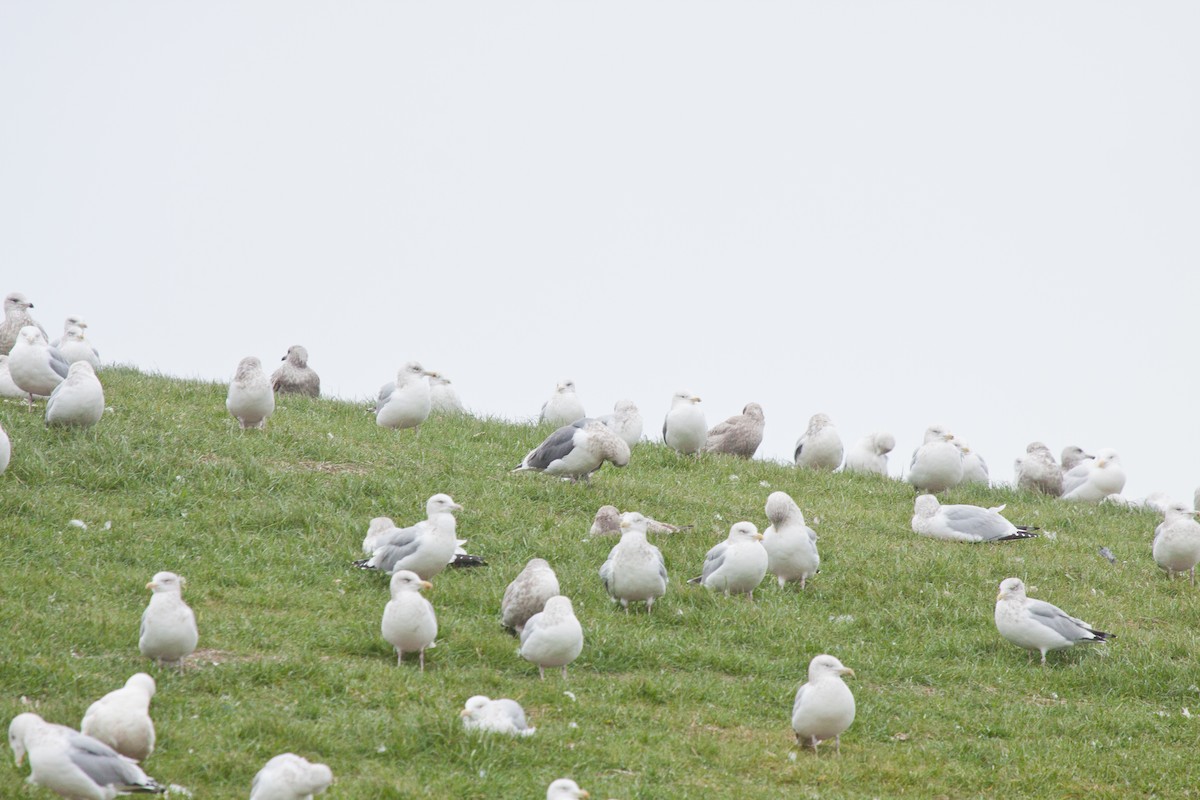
(14, 751), (24, 766)
(839, 667), (855, 678)
(580, 792), (590, 799)
(281, 355), (286, 361)
(424, 370), (442, 379)
(753, 532), (764, 541)
(450, 502), (464, 512)
(1096, 459), (1107, 468)
(996, 590), (1005, 601)
(692, 396), (702, 403)
(146, 581), (157, 590)
(941, 433), (954, 441)
(459, 709), (471, 718)
(421, 581), (433, 590)
(620, 519), (630, 530)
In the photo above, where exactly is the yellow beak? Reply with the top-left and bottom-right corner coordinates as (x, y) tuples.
(421, 581), (433, 590)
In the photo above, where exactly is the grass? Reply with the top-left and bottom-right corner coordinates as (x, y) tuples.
(1, 367), (1197, 799)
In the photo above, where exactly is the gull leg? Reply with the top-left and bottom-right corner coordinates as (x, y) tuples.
(419, 649), (425, 672)
(396, 648), (404, 666)
(561, 665), (569, 681)
(835, 735), (841, 754)
(538, 666), (545, 680)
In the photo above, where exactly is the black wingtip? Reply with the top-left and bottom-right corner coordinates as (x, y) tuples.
(450, 554), (487, 568)
(998, 531), (1040, 541)
(1088, 629), (1115, 642)
(1015, 525), (1041, 532)
(352, 558), (376, 570)
(686, 576), (702, 585)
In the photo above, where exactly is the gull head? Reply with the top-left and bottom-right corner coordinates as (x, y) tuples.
(913, 494), (941, 518)
(425, 493), (463, 516)
(126, 672), (157, 697)
(742, 402), (765, 421)
(389, 569), (432, 595)
(729, 521), (762, 542)
(460, 695), (491, 720)
(4, 293), (33, 313)
(1094, 448), (1120, 469)
(64, 326), (87, 343)
(765, 491), (804, 527)
(17, 326), (46, 346)
(1163, 501), (1196, 522)
(671, 390), (701, 407)
(555, 380), (577, 394)
(8, 712), (43, 766)
(234, 357), (263, 380)
(283, 345), (309, 367)
(146, 571), (186, 594)
(996, 577), (1026, 602)
(808, 654), (854, 681)
(547, 779), (590, 800)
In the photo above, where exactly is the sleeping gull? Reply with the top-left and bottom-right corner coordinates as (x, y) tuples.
(354, 494), (462, 578)
(376, 361), (437, 431)
(843, 432), (895, 476)
(1152, 501), (1200, 584)
(8, 326), (68, 407)
(139, 571), (198, 667)
(50, 315), (87, 348)
(519, 595), (584, 680)
(271, 345), (320, 397)
(907, 425), (963, 493)
(952, 438), (989, 485)
(598, 399), (642, 447)
(1015, 442), (1063, 496)
(429, 374), (465, 414)
(0, 422), (9, 475)
(513, 419), (630, 483)
(539, 379), (586, 426)
(703, 402), (765, 458)
(381, 570), (438, 670)
(994, 577), (1113, 664)
(57, 326), (101, 369)
(0, 292), (46, 355)
(250, 753), (333, 800)
(589, 506), (688, 536)
(762, 492), (820, 589)
(1060, 445), (1094, 474)
(227, 357), (275, 430)
(361, 516), (396, 555)
(80, 673), (156, 762)
(8, 712), (165, 798)
(663, 391), (706, 455)
(911, 495), (1038, 543)
(599, 513), (668, 612)
(547, 779), (590, 800)
(0, 355), (26, 398)
(460, 696), (536, 736)
(793, 413), (843, 470)
(1061, 448), (1125, 503)
(791, 654), (856, 754)
(501, 558), (560, 634)
(46, 361), (105, 428)
(687, 521), (768, 598)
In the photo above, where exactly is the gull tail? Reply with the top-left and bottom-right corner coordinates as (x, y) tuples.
(352, 558), (379, 570)
(123, 780), (166, 795)
(686, 575), (703, 585)
(997, 530), (1040, 541)
(1084, 628), (1114, 643)
(450, 553), (487, 568)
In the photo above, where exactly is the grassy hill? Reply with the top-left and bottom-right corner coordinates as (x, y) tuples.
(1, 368), (1196, 799)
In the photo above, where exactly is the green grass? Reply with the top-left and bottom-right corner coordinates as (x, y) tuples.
(1, 367), (1197, 799)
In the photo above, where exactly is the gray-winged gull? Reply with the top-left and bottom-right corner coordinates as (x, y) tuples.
(539, 379), (586, 426)
(843, 432), (895, 476)
(376, 361), (436, 431)
(953, 437), (989, 485)
(271, 345), (320, 397)
(687, 521), (768, 598)
(598, 399), (642, 447)
(46, 361), (105, 428)
(762, 492), (820, 589)
(1153, 501), (1200, 584)
(139, 571), (198, 667)
(50, 315), (87, 348)
(793, 413), (843, 470)
(250, 753), (333, 800)
(8, 326), (68, 406)
(501, 558), (560, 634)
(80, 673), (156, 762)
(1061, 448), (1125, 503)
(703, 402), (765, 458)
(227, 356), (275, 430)
(663, 391), (706, 455)
(354, 494), (463, 578)
(599, 513), (668, 612)
(361, 516), (396, 555)
(513, 418), (630, 483)
(791, 654), (856, 753)
(381, 570), (438, 670)
(1060, 445), (1094, 473)
(911, 495), (1038, 543)
(58, 326), (101, 369)
(429, 374), (465, 414)
(0, 292), (46, 355)
(460, 696), (536, 736)
(547, 779), (590, 800)
(907, 425), (963, 493)
(519, 595), (584, 680)
(1015, 442), (1063, 496)
(994, 577), (1113, 664)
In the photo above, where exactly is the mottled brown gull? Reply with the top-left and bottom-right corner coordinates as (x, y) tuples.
(703, 402), (765, 458)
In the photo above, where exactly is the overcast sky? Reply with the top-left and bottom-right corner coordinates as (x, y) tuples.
(2, 2), (1197, 503)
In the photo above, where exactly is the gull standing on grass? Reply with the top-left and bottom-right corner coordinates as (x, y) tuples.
(1061, 448), (1126, 503)
(250, 753), (333, 800)
(793, 413), (843, 470)
(501, 558), (560, 634)
(1015, 442), (1063, 496)
(688, 522), (768, 598)
(911, 495), (1039, 543)
(599, 513), (668, 612)
(46, 361), (105, 428)
(703, 402), (765, 458)
(139, 571), (198, 668)
(57, 326), (101, 369)
(791, 654), (856, 754)
(271, 345), (320, 397)
(907, 424), (963, 493)
(354, 494), (463, 578)
(7, 713), (165, 798)
(994, 577), (1113, 664)
(843, 432), (895, 476)
(1152, 502), (1200, 584)
(539, 379), (586, 426)
(0, 292), (46, 355)
(598, 399), (642, 447)
(762, 492), (820, 589)
(376, 361), (437, 431)
(227, 357), (274, 430)
(663, 391), (706, 455)
(513, 418), (631, 483)
(460, 696), (537, 736)
(8, 326), (68, 406)
(80, 673), (156, 762)
(519, 595), (584, 680)
(381, 570), (438, 671)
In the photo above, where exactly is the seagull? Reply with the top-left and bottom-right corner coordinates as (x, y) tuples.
(519, 595), (584, 680)
(80, 673), (156, 762)
(46, 361), (105, 428)
(354, 494), (463, 578)
(793, 413), (843, 470)
(227, 356), (275, 430)
(0, 292), (46, 355)
(139, 571), (199, 667)
(0, 355), (26, 398)
(429, 374), (465, 414)
(0, 422), (9, 475)
(57, 326), (101, 369)
(459, 696), (536, 736)
(599, 513), (668, 612)
(791, 654), (856, 754)
(381, 570), (438, 671)
(1152, 501), (1200, 584)
(361, 516), (397, 555)
(1061, 448), (1126, 503)
(952, 437), (989, 485)
(687, 522), (768, 599)
(1060, 445), (1094, 474)
(250, 753), (333, 800)
(588, 506), (689, 536)
(994, 577), (1113, 664)
(8, 712), (165, 798)
(762, 492), (820, 589)
(539, 379), (586, 426)
(907, 424), (963, 493)
(271, 345), (320, 397)
(50, 315), (87, 348)
(501, 558), (560, 635)
(512, 418), (631, 483)
(911, 495), (1038, 543)
(703, 402), (765, 458)
(663, 391), (706, 455)
(547, 779), (590, 800)
(598, 399), (642, 447)
(1015, 442), (1063, 496)
(376, 361), (437, 431)
(843, 432), (895, 476)
(8, 326), (68, 407)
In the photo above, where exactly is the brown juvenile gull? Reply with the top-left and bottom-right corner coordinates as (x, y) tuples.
(687, 522), (768, 598)
(8, 326), (68, 406)
(599, 512), (668, 612)
(793, 413), (843, 470)
(381, 570), (438, 670)
(994, 577), (1113, 664)
(762, 492), (820, 589)
(513, 418), (630, 483)
(0, 292), (46, 355)
(250, 753), (333, 800)
(1015, 442), (1063, 496)
(663, 391), (706, 454)
(376, 361), (437, 431)
(80, 673), (156, 762)
(703, 402), (765, 458)
(588, 506), (688, 536)
(227, 356), (275, 430)
(791, 654), (856, 754)
(598, 399), (642, 447)
(139, 571), (198, 667)
(519, 595), (584, 680)
(501, 558), (560, 634)
(843, 432), (895, 476)
(539, 379), (586, 426)
(271, 345), (320, 397)
(907, 424), (963, 493)
(1061, 448), (1125, 503)
(1152, 501), (1200, 584)
(911, 495), (1038, 543)
(57, 326), (101, 369)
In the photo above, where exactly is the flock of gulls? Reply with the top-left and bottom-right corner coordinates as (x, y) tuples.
(3, 288), (1200, 798)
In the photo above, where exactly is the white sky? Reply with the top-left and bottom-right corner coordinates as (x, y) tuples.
(2, 2), (1198, 502)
